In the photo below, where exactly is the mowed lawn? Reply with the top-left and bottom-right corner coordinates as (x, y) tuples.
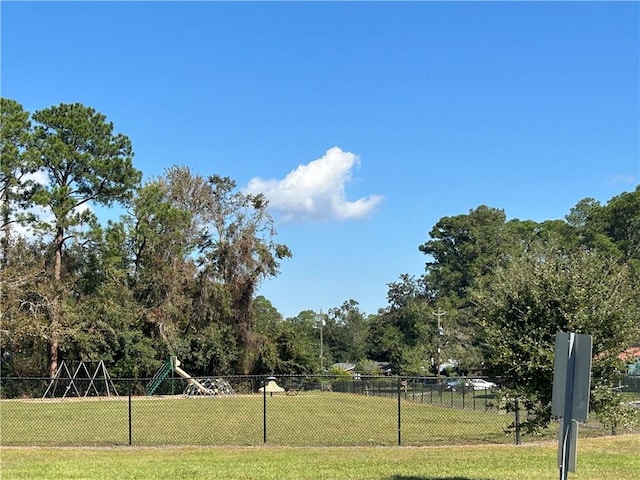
(1, 393), (527, 446)
(1, 436), (639, 480)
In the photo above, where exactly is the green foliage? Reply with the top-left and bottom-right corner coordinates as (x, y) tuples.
(590, 385), (639, 433)
(419, 205), (513, 302)
(327, 366), (353, 378)
(0, 98), (38, 261)
(31, 103), (141, 227)
(4, 95), (639, 409)
(354, 359), (383, 375)
(326, 300), (369, 364)
(368, 275), (433, 372)
(472, 243), (639, 433)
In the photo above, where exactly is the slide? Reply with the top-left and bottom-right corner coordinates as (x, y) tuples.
(171, 358), (214, 395)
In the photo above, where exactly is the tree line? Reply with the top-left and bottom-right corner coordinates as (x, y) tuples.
(2, 98), (639, 432)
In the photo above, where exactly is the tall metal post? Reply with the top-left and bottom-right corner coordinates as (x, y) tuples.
(560, 333), (576, 480)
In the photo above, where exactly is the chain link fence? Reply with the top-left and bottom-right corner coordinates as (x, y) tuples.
(2, 374), (638, 447)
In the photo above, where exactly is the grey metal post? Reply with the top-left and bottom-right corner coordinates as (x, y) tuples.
(560, 333), (576, 480)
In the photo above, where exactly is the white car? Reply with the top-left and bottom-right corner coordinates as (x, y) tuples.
(466, 379), (497, 391)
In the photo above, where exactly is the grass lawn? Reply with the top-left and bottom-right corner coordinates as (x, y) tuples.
(1, 436), (639, 480)
(1, 393), (527, 446)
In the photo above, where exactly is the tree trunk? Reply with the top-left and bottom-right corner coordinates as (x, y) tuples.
(49, 309), (60, 378)
(1, 187), (10, 269)
(235, 282), (255, 375)
(49, 225), (64, 378)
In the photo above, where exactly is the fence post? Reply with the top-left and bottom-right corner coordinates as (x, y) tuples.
(263, 377), (267, 444)
(128, 390), (132, 446)
(397, 376), (401, 446)
(514, 399), (521, 446)
(462, 386), (466, 410)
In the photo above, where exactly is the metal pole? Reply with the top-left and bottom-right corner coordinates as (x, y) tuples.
(263, 377), (267, 444)
(462, 385), (466, 410)
(515, 399), (521, 446)
(128, 390), (132, 446)
(560, 333), (576, 480)
(397, 376), (401, 446)
(433, 309), (446, 385)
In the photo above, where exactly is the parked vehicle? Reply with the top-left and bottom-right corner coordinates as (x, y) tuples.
(444, 379), (464, 391)
(467, 378), (497, 391)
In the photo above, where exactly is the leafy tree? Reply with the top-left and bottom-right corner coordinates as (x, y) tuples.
(126, 180), (195, 360)
(472, 243), (639, 434)
(56, 222), (158, 378)
(368, 275), (434, 374)
(189, 172), (292, 374)
(0, 98), (37, 267)
(589, 186), (640, 264)
(30, 102), (141, 376)
(327, 300), (369, 364)
(0, 237), (52, 377)
(419, 206), (513, 302)
(251, 295), (284, 374)
(128, 167), (291, 375)
(286, 310), (330, 374)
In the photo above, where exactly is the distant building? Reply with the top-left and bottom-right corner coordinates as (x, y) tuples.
(620, 347), (640, 376)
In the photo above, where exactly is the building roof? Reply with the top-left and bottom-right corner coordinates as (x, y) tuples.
(619, 347), (640, 363)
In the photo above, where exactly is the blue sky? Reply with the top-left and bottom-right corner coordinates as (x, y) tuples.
(2, 1), (639, 318)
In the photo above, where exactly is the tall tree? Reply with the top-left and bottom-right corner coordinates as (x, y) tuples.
(127, 180), (195, 359)
(419, 205), (513, 302)
(133, 166), (292, 375)
(192, 172), (292, 374)
(30, 103), (141, 377)
(589, 186), (640, 264)
(327, 300), (369, 364)
(368, 275), (434, 373)
(0, 98), (36, 268)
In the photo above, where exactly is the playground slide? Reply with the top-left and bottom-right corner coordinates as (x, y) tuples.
(172, 361), (214, 395)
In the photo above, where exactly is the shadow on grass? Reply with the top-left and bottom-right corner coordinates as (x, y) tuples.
(386, 477), (494, 480)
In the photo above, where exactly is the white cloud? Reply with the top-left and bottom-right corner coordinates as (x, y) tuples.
(245, 147), (383, 222)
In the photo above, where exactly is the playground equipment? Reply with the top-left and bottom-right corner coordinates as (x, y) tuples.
(145, 356), (234, 397)
(258, 376), (285, 396)
(43, 360), (118, 399)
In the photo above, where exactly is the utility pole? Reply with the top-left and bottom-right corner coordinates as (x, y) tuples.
(433, 308), (446, 384)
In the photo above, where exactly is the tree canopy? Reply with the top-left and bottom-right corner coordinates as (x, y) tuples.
(1, 96), (638, 436)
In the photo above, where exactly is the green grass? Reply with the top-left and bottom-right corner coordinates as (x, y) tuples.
(1, 392), (631, 447)
(1, 436), (639, 479)
(1, 393), (520, 447)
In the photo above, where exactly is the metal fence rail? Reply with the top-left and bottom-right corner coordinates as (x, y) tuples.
(1, 375), (638, 447)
